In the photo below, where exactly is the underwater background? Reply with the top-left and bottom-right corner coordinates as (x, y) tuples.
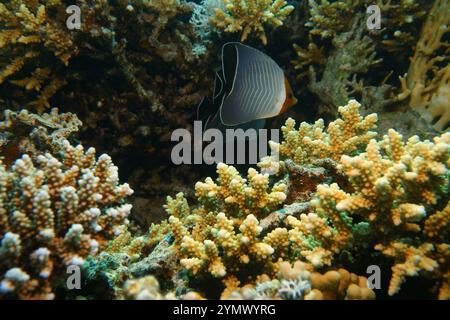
(0, 0), (449, 300)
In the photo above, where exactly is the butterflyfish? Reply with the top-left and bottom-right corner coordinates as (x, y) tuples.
(197, 42), (297, 131)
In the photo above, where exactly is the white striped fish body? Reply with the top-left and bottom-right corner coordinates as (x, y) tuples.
(220, 43), (286, 126)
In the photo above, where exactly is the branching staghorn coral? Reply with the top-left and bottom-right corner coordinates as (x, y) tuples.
(376, 0), (430, 52)
(271, 100), (378, 165)
(77, 97), (447, 300)
(305, 0), (429, 47)
(375, 242), (449, 299)
(398, 0), (450, 131)
(165, 163), (287, 279)
(305, 0), (358, 39)
(0, 0), (76, 112)
(79, 169), (289, 299)
(297, 129), (450, 295)
(194, 163), (287, 218)
(291, 41), (325, 82)
(210, 0), (294, 45)
(0, 108), (82, 161)
(293, 0), (433, 126)
(257, 99), (449, 297)
(0, 138), (133, 299)
(306, 16), (383, 116)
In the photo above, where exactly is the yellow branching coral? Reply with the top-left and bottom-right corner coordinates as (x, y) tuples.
(169, 211), (275, 278)
(210, 0), (294, 44)
(258, 100), (448, 296)
(309, 129), (449, 294)
(0, 0), (76, 112)
(0, 139), (133, 299)
(424, 201), (450, 242)
(163, 163), (287, 279)
(398, 0), (450, 131)
(305, 0), (357, 39)
(272, 100), (377, 165)
(334, 130), (449, 233)
(285, 213), (339, 268)
(306, 0), (428, 47)
(105, 227), (145, 262)
(291, 42), (325, 80)
(195, 163), (287, 218)
(374, 242), (444, 297)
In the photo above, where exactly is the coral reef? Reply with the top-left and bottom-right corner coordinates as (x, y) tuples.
(276, 102), (449, 297)
(0, 0), (212, 224)
(306, 16), (382, 117)
(0, 108), (81, 164)
(0, 122), (133, 298)
(81, 100), (447, 300)
(221, 260), (375, 300)
(142, 100), (447, 299)
(167, 164), (287, 278)
(0, 0), (76, 111)
(305, 0), (429, 49)
(210, 0), (294, 44)
(398, 0), (450, 131)
(305, 0), (357, 39)
(1, 0), (448, 302)
(288, 0), (437, 139)
(0, 0), (208, 111)
(273, 100), (378, 164)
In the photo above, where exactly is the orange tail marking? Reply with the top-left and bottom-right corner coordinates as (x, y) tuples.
(280, 75), (298, 114)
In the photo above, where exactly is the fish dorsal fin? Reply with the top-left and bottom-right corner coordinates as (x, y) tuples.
(219, 43), (285, 126)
